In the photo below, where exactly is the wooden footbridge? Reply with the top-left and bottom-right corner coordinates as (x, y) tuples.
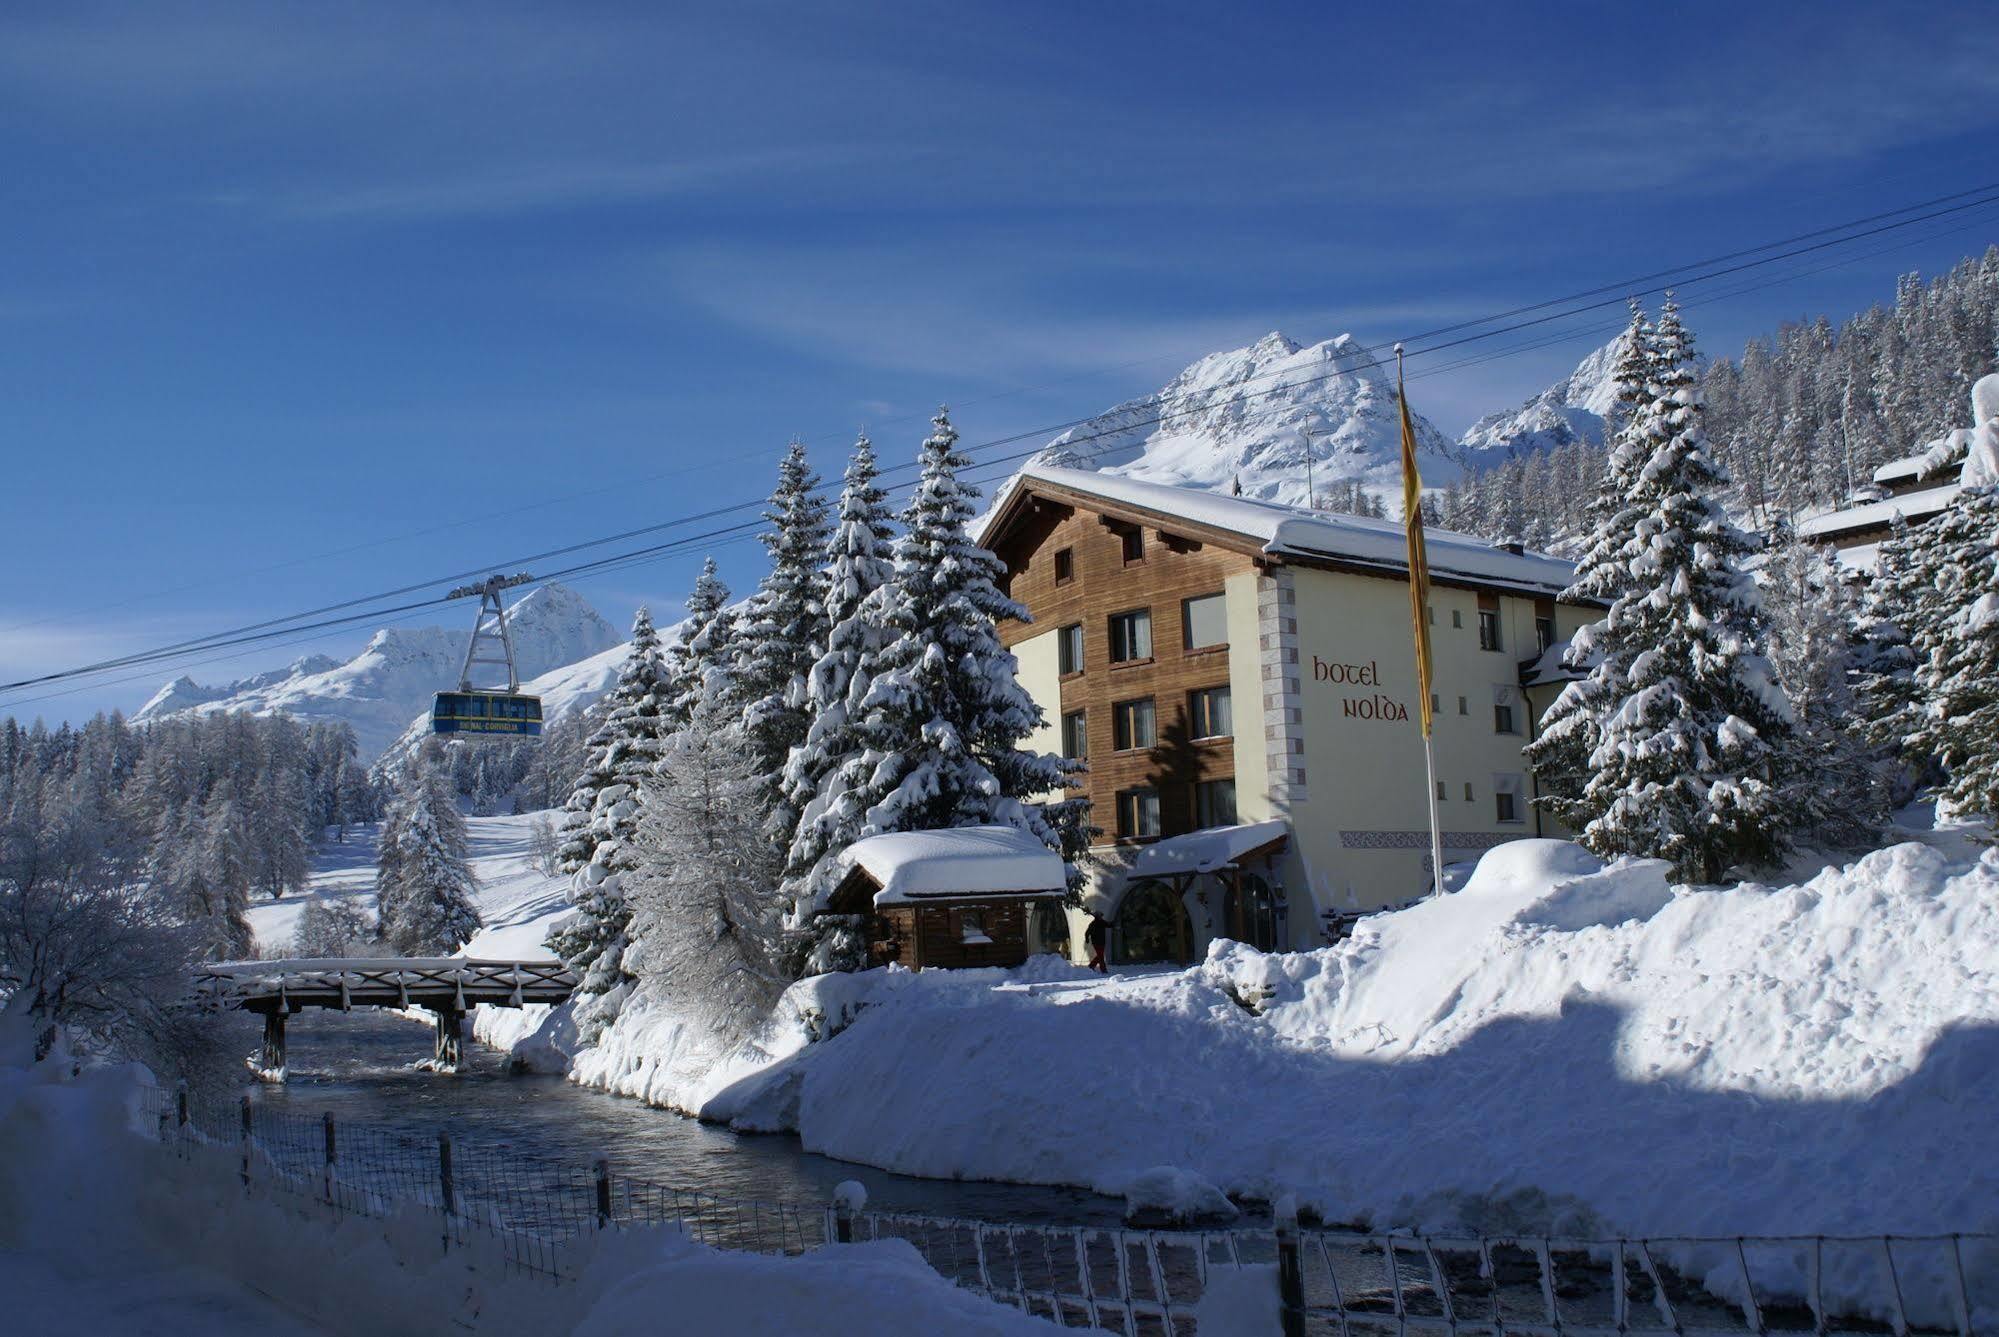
(196, 958), (576, 1079)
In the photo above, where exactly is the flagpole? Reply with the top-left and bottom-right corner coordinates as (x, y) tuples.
(1395, 342), (1447, 901)
(1422, 714), (1445, 900)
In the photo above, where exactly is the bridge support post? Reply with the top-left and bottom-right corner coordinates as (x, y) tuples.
(255, 1009), (287, 1082)
(431, 1005), (464, 1072)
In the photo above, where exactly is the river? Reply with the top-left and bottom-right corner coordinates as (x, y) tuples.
(197, 1005), (1128, 1229)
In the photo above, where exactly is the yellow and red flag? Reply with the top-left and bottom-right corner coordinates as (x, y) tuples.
(1398, 350), (1434, 739)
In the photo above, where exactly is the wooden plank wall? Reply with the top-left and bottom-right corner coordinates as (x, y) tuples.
(996, 500), (1256, 842)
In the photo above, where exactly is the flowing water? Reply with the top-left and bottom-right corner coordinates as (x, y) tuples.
(196, 1005), (1127, 1228)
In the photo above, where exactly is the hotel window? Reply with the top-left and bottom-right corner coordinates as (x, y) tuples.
(1435, 780), (1447, 800)
(1477, 593), (1503, 652)
(1494, 773), (1526, 824)
(1120, 527), (1146, 564)
(1457, 695), (1468, 715)
(1117, 787), (1162, 839)
(1061, 710), (1088, 761)
(1188, 685), (1232, 740)
(1493, 686), (1520, 736)
(1427, 604), (1435, 625)
(1183, 592), (1227, 650)
(1534, 597), (1556, 654)
(1464, 782), (1474, 801)
(1195, 777), (1238, 829)
(1108, 609), (1153, 663)
(1452, 609), (1463, 628)
(1113, 697), (1157, 750)
(1058, 623), (1085, 675)
(1054, 547), (1075, 585)
(1431, 692), (1440, 715)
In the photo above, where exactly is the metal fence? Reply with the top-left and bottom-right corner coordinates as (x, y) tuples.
(134, 1085), (1995, 1334)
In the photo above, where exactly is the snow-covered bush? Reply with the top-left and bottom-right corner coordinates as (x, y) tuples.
(288, 898), (377, 957)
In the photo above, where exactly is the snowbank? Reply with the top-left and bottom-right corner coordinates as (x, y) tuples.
(557, 836), (1999, 1323)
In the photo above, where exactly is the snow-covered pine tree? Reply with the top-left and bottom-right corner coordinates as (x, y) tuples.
(545, 607), (672, 1005)
(780, 435), (898, 970)
(1901, 376), (1999, 817)
(1569, 299), (1795, 881)
(1850, 515), (1924, 777)
(1760, 528), (1886, 846)
(735, 442), (833, 842)
(622, 706), (788, 1049)
(801, 411), (1087, 942)
(376, 751), (481, 955)
(198, 784), (254, 957)
(1526, 305), (1654, 825)
(664, 558), (738, 730)
(598, 558), (745, 1001)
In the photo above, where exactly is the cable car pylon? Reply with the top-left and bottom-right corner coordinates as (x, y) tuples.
(430, 573), (543, 738)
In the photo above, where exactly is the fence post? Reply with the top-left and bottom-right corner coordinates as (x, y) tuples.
(594, 1157), (612, 1230)
(1275, 1194), (1305, 1337)
(175, 1079), (189, 1131)
(832, 1181), (867, 1245)
(437, 1133), (455, 1253)
(239, 1095), (252, 1188)
(322, 1113), (337, 1206)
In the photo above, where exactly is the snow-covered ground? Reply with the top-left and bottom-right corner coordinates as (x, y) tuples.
(251, 809), (1999, 1323)
(0, 1000), (1068, 1334)
(247, 811), (571, 961)
(527, 830), (1999, 1315)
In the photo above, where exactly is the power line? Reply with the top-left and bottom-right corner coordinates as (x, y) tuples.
(10, 190), (1986, 716)
(18, 177), (1995, 648)
(7, 184), (1997, 702)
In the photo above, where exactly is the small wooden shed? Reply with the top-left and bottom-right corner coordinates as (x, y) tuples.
(826, 826), (1069, 970)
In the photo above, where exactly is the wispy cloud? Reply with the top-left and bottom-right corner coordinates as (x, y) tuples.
(644, 238), (1496, 381)
(221, 148), (881, 223)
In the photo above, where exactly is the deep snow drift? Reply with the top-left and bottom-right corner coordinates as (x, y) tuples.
(550, 838), (1999, 1268)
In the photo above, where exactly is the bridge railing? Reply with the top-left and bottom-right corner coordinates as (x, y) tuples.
(134, 1085), (1998, 1332)
(194, 958), (577, 1008)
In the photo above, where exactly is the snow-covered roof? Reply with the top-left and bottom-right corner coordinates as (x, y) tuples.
(1871, 455), (1932, 486)
(1519, 639), (1584, 688)
(838, 826), (1068, 906)
(1796, 485), (1962, 541)
(994, 463), (1576, 595)
(1122, 820), (1289, 880)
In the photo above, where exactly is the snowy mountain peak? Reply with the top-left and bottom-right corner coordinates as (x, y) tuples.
(1457, 333), (1628, 464)
(135, 582), (620, 760)
(1034, 330), (1455, 510)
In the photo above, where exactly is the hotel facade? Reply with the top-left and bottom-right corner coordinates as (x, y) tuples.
(979, 464), (1595, 967)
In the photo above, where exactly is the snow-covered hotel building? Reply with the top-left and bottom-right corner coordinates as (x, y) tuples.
(980, 464), (1593, 967)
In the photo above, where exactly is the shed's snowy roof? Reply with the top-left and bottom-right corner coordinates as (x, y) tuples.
(839, 826), (1068, 905)
(1123, 821), (1290, 879)
(1796, 485), (1961, 540)
(1000, 464), (1575, 594)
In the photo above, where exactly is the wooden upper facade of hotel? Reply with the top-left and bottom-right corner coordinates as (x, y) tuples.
(989, 488), (1255, 844)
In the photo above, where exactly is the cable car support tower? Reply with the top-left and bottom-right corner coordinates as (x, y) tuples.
(431, 573), (543, 737)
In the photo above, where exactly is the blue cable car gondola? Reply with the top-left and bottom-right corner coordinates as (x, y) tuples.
(432, 573), (543, 739)
(431, 691), (543, 736)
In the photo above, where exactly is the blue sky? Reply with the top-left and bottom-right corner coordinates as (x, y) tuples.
(5, 1), (1999, 722)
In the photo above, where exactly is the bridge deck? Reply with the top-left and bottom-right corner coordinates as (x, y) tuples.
(198, 957), (576, 1012)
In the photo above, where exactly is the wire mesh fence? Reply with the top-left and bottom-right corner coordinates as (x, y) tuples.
(132, 1084), (1995, 1333)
